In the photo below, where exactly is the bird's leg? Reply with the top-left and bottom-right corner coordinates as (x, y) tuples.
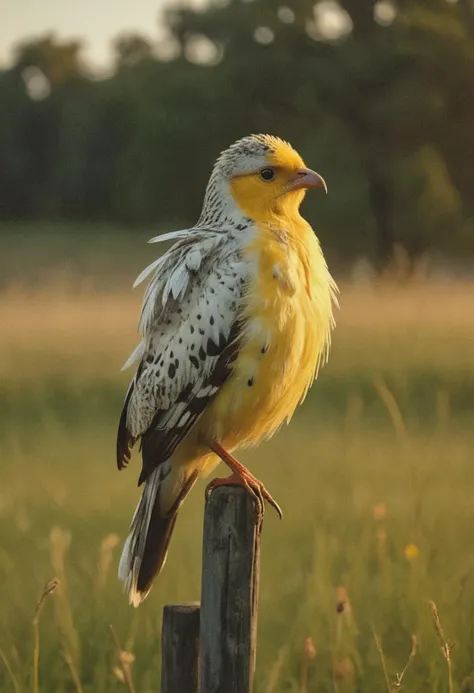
(205, 439), (282, 519)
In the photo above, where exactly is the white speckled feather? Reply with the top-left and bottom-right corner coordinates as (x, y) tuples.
(125, 229), (250, 442)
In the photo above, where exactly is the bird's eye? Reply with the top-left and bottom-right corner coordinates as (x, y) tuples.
(259, 167), (275, 182)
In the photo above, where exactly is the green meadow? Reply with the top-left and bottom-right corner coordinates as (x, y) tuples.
(1, 229), (474, 692)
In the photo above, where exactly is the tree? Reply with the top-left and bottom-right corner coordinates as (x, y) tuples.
(162, 0), (474, 266)
(0, 1), (473, 268)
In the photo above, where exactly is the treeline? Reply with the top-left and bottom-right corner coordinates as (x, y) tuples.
(1, 0), (474, 266)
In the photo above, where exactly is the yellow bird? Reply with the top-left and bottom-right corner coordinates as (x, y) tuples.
(117, 134), (337, 606)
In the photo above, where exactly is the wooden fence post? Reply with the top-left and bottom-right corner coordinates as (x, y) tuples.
(161, 602), (200, 693)
(199, 486), (262, 693)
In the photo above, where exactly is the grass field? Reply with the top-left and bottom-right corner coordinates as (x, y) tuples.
(1, 232), (474, 692)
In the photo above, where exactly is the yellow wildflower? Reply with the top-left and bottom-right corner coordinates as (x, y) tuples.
(404, 543), (420, 561)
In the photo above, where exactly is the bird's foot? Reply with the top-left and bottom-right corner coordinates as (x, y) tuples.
(206, 440), (282, 519)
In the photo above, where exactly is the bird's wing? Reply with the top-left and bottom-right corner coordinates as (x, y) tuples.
(117, 229), (247, 485)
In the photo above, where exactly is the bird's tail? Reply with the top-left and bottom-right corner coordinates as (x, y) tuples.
(118, 463), (198, 606)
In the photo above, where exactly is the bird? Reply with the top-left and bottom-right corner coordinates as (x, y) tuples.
(117, 134), (338, 606)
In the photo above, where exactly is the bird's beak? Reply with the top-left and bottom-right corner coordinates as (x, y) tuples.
(290, 168), (328, 194)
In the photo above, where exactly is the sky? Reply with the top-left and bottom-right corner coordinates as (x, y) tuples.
(0, 0), (391, 72)
(0, 0), (202, 71)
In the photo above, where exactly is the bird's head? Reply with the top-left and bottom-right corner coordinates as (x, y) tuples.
(200, 134), (326, 227)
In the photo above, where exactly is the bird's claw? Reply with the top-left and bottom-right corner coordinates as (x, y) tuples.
(205, 473), (282, 520)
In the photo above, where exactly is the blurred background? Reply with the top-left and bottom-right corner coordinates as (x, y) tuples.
(1, 0), (474, 273)
(1, 1), (474, 692)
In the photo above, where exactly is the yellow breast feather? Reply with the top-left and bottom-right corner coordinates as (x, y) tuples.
(198, 214), (336, 455)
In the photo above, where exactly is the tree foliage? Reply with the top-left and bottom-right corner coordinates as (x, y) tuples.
(1, 0), (473, 265)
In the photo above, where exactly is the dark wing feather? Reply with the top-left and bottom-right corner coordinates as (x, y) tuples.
(117, 362), (144, 469)
(138, 320), (242, 484)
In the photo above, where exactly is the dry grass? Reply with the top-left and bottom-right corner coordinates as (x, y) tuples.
(0, 262), (474, 691)
(33, 579), (59, 693)
(2, 279), (474, 379)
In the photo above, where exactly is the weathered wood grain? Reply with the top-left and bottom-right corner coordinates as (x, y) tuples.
(199, 486), (261, 693)
(161, 602), (200, 693)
